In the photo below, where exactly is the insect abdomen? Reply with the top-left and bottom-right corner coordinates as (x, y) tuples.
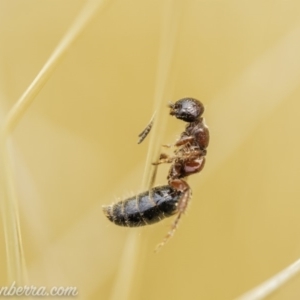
(102, 185), (182, 227)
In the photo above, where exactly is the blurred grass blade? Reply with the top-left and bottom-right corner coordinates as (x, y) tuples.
(235, 258), (300, 300)
(0, 0), (109, 284)
(110, 1), (184, 300)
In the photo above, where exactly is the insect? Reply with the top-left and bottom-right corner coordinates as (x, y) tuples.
(102, 97), (209, 250)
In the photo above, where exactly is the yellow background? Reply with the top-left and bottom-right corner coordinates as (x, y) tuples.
(1, 0), (300, 299)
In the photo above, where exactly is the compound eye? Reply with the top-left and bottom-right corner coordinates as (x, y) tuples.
(171, 102), (182, 114)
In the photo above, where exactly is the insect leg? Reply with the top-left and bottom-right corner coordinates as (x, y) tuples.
(152, 153), (177, 166)
(155, 180), (191, 252)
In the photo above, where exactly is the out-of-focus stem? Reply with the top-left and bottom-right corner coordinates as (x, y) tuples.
(0, 0), (108, 284)
(110, 1), (184, 300)
(235, 259), (300, 300)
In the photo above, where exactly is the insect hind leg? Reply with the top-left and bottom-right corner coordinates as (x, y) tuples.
(155, 186), (192, 252)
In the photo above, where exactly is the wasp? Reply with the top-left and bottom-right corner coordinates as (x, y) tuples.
(102, 98), (209, 250)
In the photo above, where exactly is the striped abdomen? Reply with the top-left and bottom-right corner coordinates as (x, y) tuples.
(102, 185), (183, 227)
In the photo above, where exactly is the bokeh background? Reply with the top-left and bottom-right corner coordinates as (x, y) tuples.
(1, 0), (300, 299)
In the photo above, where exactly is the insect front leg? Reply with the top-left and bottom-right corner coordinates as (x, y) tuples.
(174, 135), (194, 147)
